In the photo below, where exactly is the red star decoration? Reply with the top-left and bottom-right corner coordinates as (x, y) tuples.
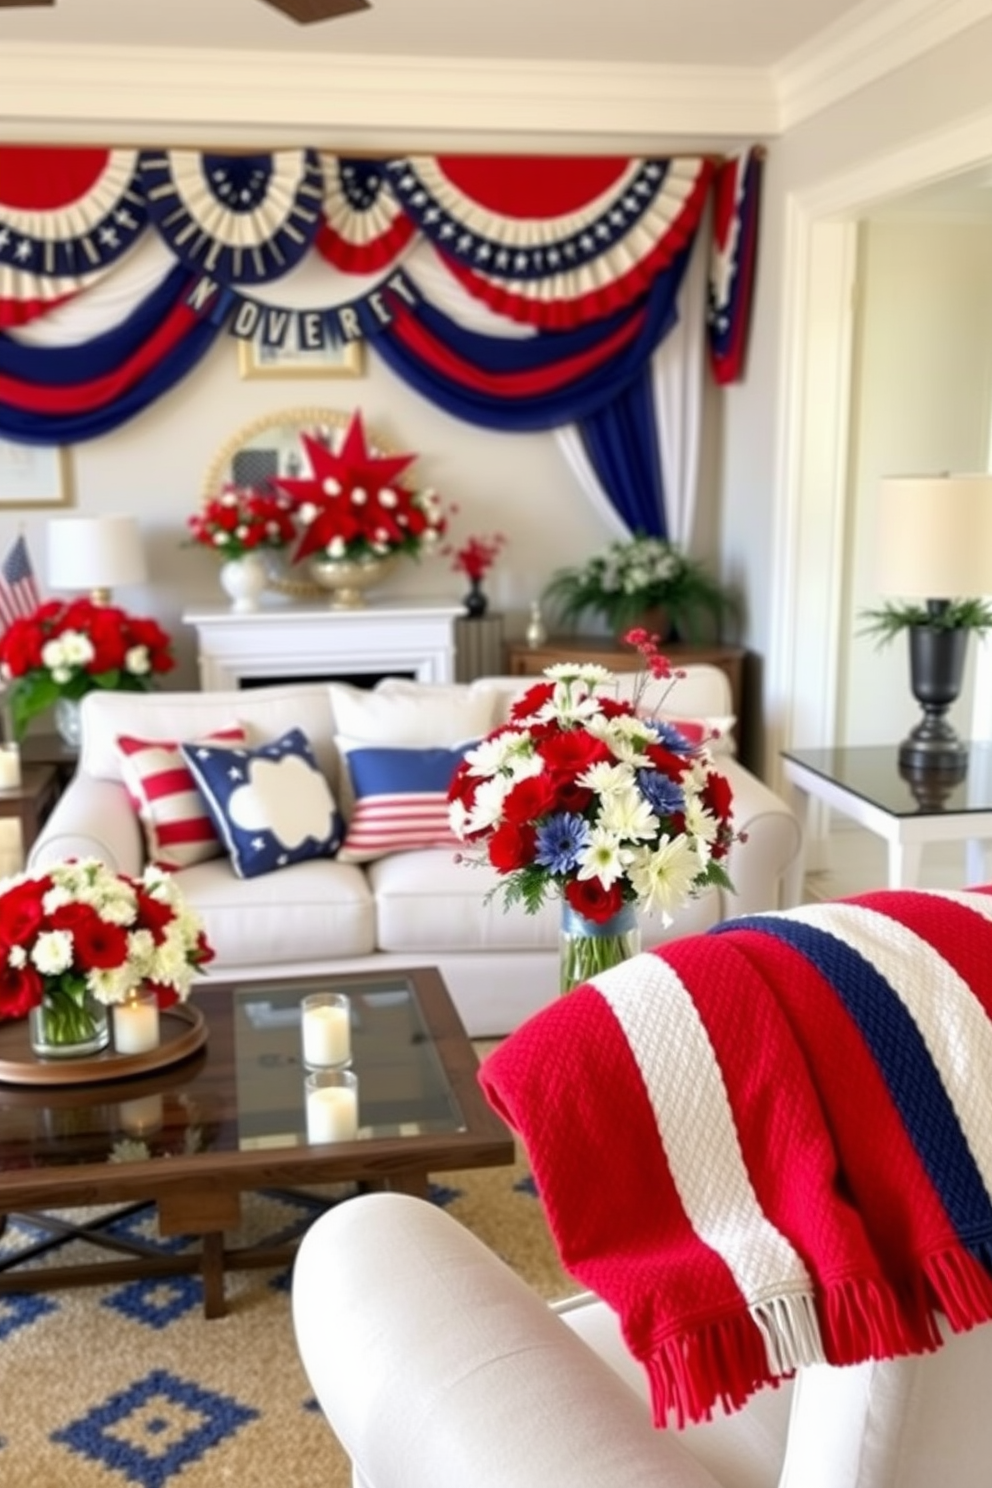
(275, 411), (420, 564)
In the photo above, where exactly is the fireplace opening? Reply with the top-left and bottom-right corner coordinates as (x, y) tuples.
(238, 671), (418, 691)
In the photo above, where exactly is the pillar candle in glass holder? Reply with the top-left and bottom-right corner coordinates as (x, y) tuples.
(113, 989), (160, 1055)
(301, 992), (351, 1068)
(0, 744), (21, 789)
(305, 1068), (359, 1143)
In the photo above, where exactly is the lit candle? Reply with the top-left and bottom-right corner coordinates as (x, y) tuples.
(301, 994), (351, 1068)
(119, 1092), (164, 1137)
(113, 991), (160, 1054)
(306, 1080), (358, 1143)
(0, 745), (21, 790)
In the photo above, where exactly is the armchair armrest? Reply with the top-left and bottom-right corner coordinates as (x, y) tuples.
(28, 774), (143, 876)
(293, 1192), (723, 1488)
(718, 758), (803, 916)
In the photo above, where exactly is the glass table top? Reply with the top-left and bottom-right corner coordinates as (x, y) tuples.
(0, 971), (467, 1173)
(781, 741), (992, 818)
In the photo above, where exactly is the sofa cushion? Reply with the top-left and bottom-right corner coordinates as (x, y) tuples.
(336, 740), (474, 863)
(328, 678), (496, 749)
(369, 850), (722, 956)
(175, 856), (375, 964)
(181, 728), (343, 880)
(116, 726), (247, 870)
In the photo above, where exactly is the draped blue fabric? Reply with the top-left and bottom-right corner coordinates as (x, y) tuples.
(578, 364), (667, 538)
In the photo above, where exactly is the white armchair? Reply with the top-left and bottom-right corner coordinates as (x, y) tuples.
(292, 1190), (992, 1488)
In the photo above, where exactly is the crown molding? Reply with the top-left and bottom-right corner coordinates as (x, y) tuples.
(776, 0), (992, 131)
(0, 43), (776, 148)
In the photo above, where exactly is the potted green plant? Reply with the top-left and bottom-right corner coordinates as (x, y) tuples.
(541, 534), (739, 642)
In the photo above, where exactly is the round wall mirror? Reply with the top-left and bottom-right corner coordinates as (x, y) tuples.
(199, 406), (411, 597)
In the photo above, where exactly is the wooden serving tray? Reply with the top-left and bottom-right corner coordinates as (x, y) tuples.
(0, 1004), (207, 1087)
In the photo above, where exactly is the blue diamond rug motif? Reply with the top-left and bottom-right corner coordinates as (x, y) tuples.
(102, 1275), (202, 1330)
(101, 1204), (193, 1256)
(0, 1291), (59, 1341)
(51, 1368), (259, 1488)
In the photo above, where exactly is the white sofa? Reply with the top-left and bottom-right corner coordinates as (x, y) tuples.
(27, 668), (802, 1037)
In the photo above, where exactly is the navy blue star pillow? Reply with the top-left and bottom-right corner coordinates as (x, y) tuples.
(180, 727), (343, 879)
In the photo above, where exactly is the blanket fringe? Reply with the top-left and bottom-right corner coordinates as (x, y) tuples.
(749, 1291), (824, 1376)
(644, 1309), (774, 1427)
(821, 1273), (924, 1364)
(924, 1244), (992, 1334)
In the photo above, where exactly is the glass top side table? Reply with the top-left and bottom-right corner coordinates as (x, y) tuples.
(780, 741), (992, 892)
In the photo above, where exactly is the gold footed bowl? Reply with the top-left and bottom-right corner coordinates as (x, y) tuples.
(308, 552), (401, 608)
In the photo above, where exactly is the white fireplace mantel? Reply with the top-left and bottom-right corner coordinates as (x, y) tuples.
(183, 599), (463, 691)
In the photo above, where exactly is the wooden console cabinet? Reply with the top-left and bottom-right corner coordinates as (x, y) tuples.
(506, 637), (747, 744)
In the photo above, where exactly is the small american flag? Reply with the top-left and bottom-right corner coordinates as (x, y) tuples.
(0, 533), (41, 633)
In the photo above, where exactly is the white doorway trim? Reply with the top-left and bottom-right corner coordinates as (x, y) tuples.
(772, 106), (992, 794)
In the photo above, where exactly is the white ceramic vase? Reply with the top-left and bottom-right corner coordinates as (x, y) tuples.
(219, 553), (268, 613)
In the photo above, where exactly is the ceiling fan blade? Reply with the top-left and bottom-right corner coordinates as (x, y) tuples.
(258, 0), (371, 21)
(0, 1), (55, 8)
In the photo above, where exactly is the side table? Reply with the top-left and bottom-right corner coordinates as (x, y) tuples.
(0, 763), (61, 865)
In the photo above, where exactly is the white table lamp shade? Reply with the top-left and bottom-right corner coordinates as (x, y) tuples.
(47, 515), (147, 593)
(875, 475), (992, 598)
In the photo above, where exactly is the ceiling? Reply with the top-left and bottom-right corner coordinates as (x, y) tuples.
(0, 0), (896, 70)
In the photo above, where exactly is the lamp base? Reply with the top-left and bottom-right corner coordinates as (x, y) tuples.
(898, 718), (968, 774)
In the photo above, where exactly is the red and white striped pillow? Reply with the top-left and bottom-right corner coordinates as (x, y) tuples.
(116, 726), (246, 870)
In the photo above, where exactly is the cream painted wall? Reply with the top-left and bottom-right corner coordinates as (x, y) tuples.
(840, 217), (992, 748)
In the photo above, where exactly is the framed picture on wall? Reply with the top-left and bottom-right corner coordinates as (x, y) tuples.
(0, 441), (73, 508)
(237, 336), (364, 381)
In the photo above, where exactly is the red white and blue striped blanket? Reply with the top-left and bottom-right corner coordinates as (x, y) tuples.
(479, 889), (992, 1427)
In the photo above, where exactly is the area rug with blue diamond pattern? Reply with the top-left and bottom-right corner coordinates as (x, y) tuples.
(0, 1136), (574, 1488)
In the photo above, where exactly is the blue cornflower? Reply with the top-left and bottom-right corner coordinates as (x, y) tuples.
(645, 719), (696, 755)
(637, 768), (686, 817)
(535, 813), (590, 874)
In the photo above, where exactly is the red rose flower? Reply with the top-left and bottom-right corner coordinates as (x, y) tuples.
(0, 878), (49, 944)
(488, 821), (538, 873)
(538, 730), (610, 776)
(0, 959), (43, 1018)
(49, 902), (129, 969)
(501, 773), (558, 825)
(564, 877), (625, 924)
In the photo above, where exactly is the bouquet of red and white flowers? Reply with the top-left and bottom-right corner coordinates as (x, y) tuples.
(186, 485), (296, 560)
(0, 859), (214, 1041)
(0, 597), (174, 740)
(447, 631), (737, 929)
(273, 409), (447, 566)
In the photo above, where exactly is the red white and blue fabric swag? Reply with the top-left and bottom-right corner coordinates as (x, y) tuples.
(481, 888), (992, 1427)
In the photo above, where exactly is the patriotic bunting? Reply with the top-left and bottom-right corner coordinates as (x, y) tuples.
(137, 149), (324, 284)
(0, 144), (762, 459)
(707, 146), (763, 384)
(0, 145), (147, 327)
(384, 154), (713, 329)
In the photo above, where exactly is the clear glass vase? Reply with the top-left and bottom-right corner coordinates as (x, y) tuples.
(30, 987), (110, 1059)
(54, 696), (83, 749)
(559, 903), (641, 994)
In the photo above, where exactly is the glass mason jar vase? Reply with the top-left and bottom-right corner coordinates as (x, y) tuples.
(29, 986), (110, 1059)
(559, 902), (641, 995)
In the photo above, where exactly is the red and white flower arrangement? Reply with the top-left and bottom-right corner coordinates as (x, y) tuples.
(186, 485), (297, 560)
(273, 410), (447, 566)
(447, 629), (738, 927)
(0, 598), (174, 741)
(0, 858), (214, 1041)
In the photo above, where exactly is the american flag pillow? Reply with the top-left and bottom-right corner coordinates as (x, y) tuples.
(117, 726), (247, 870)
(336, 739), (476, 863)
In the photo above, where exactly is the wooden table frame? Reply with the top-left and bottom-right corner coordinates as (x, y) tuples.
(0, 968), (513, 1318)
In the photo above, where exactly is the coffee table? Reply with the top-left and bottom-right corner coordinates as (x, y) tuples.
(781, 741), (992, 891)
(0, 967), (514, 1318)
